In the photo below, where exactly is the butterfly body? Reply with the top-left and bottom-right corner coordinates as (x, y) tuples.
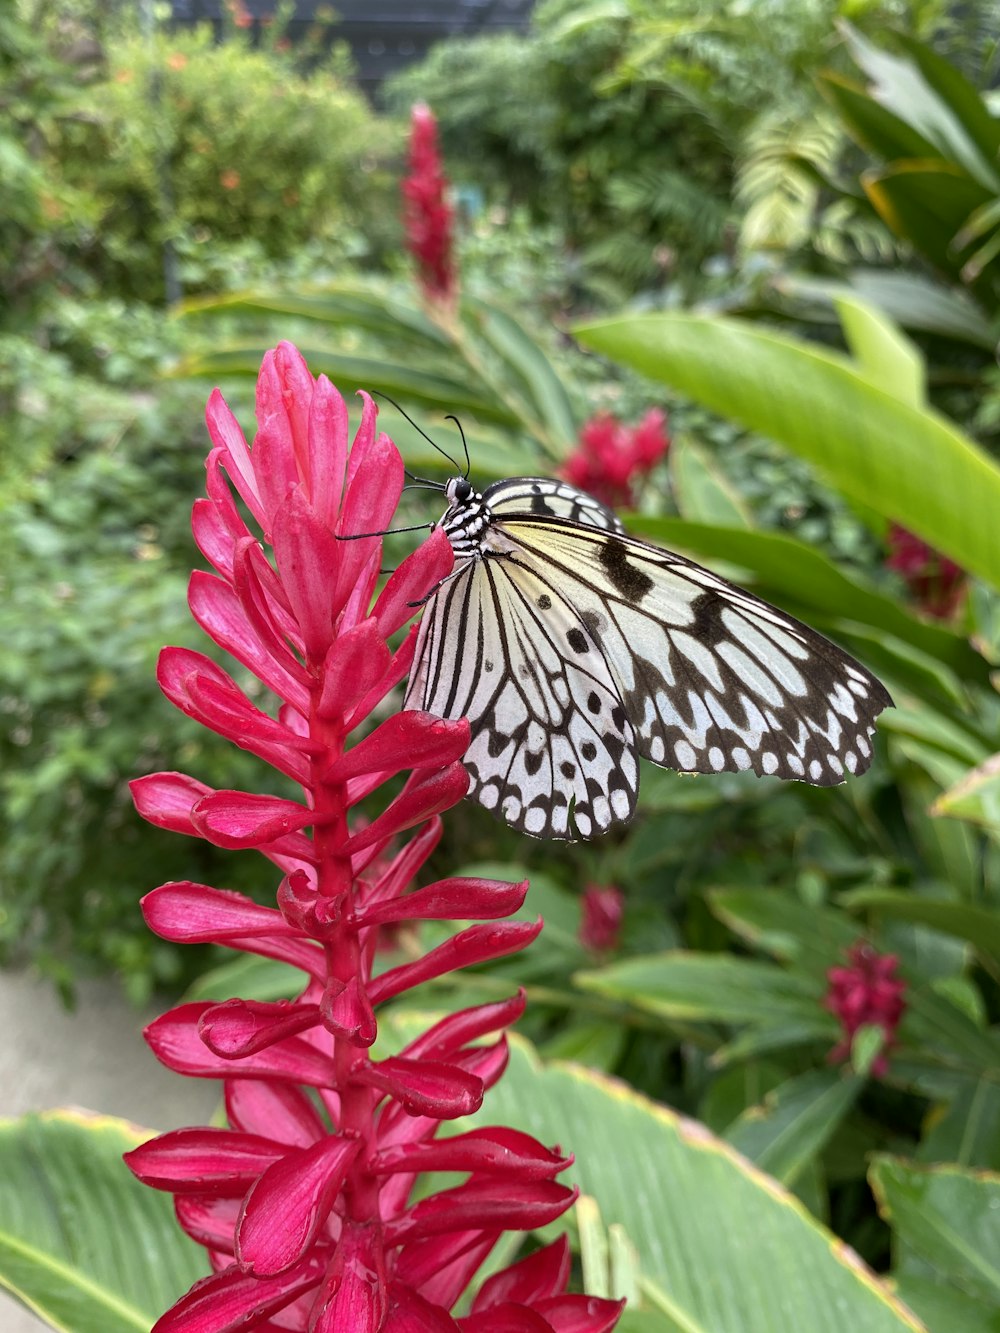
(405, 476), (892, 841)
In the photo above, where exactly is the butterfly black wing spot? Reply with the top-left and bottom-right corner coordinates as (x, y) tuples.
(600, 538), (655, 601)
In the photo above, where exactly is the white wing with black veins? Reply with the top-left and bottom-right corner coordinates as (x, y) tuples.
(403, 553), (638, 839)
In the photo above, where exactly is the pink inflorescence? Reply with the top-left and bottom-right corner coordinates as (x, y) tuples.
(885, 523), (966, 620)
(824, 941), (907, 1078)
(579, 886), (625, 955)
(403, 102), (456, 306)
(125, 342), (623, 1333)
(562, 409), (670, 510)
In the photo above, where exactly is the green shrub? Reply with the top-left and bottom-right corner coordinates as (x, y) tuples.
(50, 24), (400, 302)
(0, 379), (281, 1002)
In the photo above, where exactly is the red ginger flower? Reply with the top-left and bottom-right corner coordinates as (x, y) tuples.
(579, 885), (625, 954)
(885, 523), (966, 620)
(562, 409), (670, 509)
(125, 342), (623, 1333)
(824, 941), (907, 1078)
(403, 102), (456, 306)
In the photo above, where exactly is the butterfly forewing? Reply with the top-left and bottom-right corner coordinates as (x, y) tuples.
(498, 516), (892, 787)
(404, 553), (638, 839)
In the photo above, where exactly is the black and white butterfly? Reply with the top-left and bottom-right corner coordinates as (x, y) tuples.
(403, 474), (892, 841)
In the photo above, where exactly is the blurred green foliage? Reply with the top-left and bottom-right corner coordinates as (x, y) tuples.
(46, 23), (399, 302)
(386, 0), (992, 295)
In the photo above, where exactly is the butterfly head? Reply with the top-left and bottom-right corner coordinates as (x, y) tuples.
(441, 475), (493, 557)
(445, 476), (474, 506)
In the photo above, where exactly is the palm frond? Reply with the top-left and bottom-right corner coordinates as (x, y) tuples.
(735, 109), (841, 254)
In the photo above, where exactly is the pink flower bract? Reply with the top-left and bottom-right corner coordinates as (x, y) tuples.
(885, 524), (966, 620)
(562, 409), (670, 509)
(824, 941), (907, 1078)
(403, 103), (456, 306)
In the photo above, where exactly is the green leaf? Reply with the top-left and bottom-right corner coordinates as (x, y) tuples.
(839, 889), (1000, 964)
(894, 32), (1000, 165)
(834, 295), (924, 407)
(176, 281), (453, 351)
(817, 71), (940, 162)
(437, 1027), (923, 1331)
(725, 1070), (863, 1186)
(460, 298), (579, 456)
(877, 703), (988, 768)
(169, 344), (522, 426)
(870, 1155), (1000, 1305)
(624, 515), (989, 689)
(576, 952), (827, 1029)
(841, 25), (1000, 190)
(575, 311), (1000, 590)
(0, 1110), (204, 1333)
(932, 754), (1000, 836)
(186, 952), (303, 1002)
(492, 1058), (924, 1329)
(919, 1078), (1000, 1172)
(862, 161), (991, 279)
(709, 888), (865, 972)
(374, 405), (541, 481)
(846, 269), (997, 348)
(891, 1274), (1000, 1333)
(669, 433), (754, 528)
(900, 985), (1000, 1076)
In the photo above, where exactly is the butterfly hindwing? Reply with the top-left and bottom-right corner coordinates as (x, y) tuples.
(495, 515), (892, 788)
(404, 554), (638, 839)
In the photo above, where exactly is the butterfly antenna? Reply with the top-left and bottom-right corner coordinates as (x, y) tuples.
(403, 468), (446, 490)
(336, 521), (434, 542)
(444, 414), (471, 479)
(372, 390), (464, 475)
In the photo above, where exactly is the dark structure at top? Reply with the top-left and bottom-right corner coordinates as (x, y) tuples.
(169, 0), (536, 101)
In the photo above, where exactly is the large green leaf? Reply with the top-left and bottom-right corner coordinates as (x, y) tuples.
(899, 986), (1000, 1077)
(918, 1078), (1000, 1172)
(891, 1275), (1000, 1333)
(0, 1110), (204, 1333)
(668, 433), (754, 528)
(932, 754), (1000, 838)
(845, 269), (997, 348)
(834, 295), (924, 407)
(460, 298), (579, 457)
(870, 1155), (1000, 1306)
(511, 1062), (921, 1331)
(376, 1014), (925, 1332)
(575, 310), (1000, 589)
(174, 286), (580, 459)
(893, 31), (1000, 165)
